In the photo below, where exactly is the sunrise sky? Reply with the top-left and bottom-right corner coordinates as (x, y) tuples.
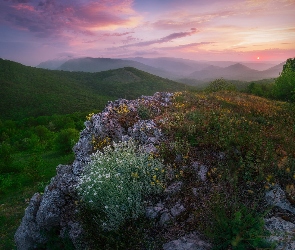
(0, 0), (294, 66)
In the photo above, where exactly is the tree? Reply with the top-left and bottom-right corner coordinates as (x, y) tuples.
(272, 58), (295, 101)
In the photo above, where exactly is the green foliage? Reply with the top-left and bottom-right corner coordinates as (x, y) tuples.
(206, 78), (236, 92)
(35, 229), (75, 250)
(0, 142), (14, 174)
(206, 204), (271, 250)
(55, 128), (79, 154)
(0, 59), (188, 120)
(272, 58), (295, 101)
(77, 140), (165, 231)
(0, 112), (84, 248)
(137, 105), (153, 120)
(246, 81), (275, 98)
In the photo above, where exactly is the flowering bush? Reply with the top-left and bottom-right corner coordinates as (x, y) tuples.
(76, 140), (165, 231)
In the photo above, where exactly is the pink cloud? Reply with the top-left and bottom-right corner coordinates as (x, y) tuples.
(12, 3), (35, 11)
(0, 0), (140, 38)
(103, 32), (135, 37)
(119, 28), (198, 48)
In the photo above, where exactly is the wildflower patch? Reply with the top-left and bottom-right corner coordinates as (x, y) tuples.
(76, 140), (165, 231)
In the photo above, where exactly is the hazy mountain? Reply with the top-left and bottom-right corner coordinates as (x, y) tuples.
(0, 58), (188, 120)
(38, 56), (284, 82)
(37, 56), (74, 70)
(241, 62), (279, 71)
(126, 57), (283, 78)
(260, 62), (284, 77)
(188, 62), (284, 81)
(125, 57), (209, 76)
(58, 57), (178, 79)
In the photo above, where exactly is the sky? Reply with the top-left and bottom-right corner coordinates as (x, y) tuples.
(0, 0), (294, 66)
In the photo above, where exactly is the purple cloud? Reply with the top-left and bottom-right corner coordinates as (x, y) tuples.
(0, 0), (138, 38)
(119, 28), (198, 48)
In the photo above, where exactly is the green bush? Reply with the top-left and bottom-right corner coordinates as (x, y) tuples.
(55, 128), (79, 154)
(77, 140), (165, 231)
(206, 78), (236, 93)
(0, 142), (14, 174)
(206, 204), (272, 250)
(272, 58), (295, 101)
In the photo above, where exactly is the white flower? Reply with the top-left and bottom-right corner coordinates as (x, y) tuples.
(105, 205), (108, 209)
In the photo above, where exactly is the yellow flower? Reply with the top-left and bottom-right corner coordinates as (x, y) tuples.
(153, 175), (157, 180)
(151, 182), (155, 186)
(131, 172), (139, 178)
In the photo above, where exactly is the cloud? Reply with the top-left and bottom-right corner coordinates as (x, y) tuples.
(119, 28), (198, 48)
(103, 32), (135, 37)
(0, 0), (140, 38)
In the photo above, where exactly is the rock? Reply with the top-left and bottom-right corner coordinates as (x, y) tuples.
(14, 193), (45, 250)
(160, 212), (172, 226)
(15, 92), (174, 249)
(265, 185), (295, 214)
(165, 181), (183, 195)
(171, 202), (185, 217)
(146, 202), (165, 219)
(192, 162), (208, 182)
(163, 232), (212, 250)
(265, 216), (295, 250)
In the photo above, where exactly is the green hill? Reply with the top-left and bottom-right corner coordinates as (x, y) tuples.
(0, 59), (188, 120)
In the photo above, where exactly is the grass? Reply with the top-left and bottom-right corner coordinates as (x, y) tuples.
(0, 151), (75, 250)
(153, 90), (295, 249)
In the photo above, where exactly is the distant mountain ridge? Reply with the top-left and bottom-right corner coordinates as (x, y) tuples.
(37, 56), (284, 84)
(188, 62), (284, 81)
(58, 57), (177, 79)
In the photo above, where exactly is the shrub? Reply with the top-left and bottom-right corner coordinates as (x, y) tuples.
(55, 128), (79, 154)
(76, 140), (165, 231)
(206, 78), (236, 93)
(206, 204), (272, 250)
(272, 58), (295, 101)
(0, 142), (14, 174)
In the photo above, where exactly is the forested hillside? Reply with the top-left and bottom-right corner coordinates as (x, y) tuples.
(0, 59), (188, 120)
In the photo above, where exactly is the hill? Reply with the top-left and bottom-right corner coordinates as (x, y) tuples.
(58, 57), (177, 79)
(0, 59), (188, 120)
(13, 91), (295, 249)
(38, 57), (284, 83)
(188, 62), (283, 81)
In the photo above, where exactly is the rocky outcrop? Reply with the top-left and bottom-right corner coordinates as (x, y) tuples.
(15, 91), (295, 250)
(265, 185), (295, 249)
(15, 92), (174, 249)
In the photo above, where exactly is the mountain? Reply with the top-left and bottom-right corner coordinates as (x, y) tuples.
(259, 62), (284, 77)
(37, 56), (285, 83)
(241, 62), (279, 71)
(0, 58), (188, 120)
(57, 57), (178, 79)
(188, 62), (284, 82)
(125, 57), (209, 76)
(36, 57), (74, 70)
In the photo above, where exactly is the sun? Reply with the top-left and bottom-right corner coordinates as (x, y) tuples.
(257, 56), (260, 60)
